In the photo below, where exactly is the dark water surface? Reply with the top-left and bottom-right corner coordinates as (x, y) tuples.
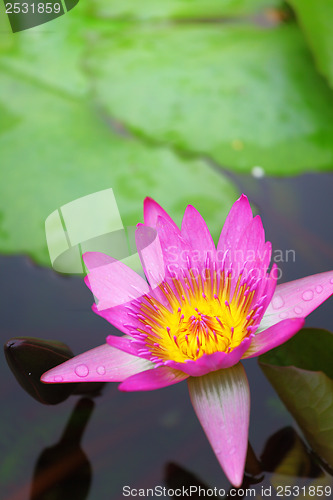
(1, 172), (333, 500)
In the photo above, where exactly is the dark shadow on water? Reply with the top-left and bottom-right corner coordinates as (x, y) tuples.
(165, 462), (221, 498)
(165, 443), (264, 498)
(30, 398), (94, 500)
(260, 427), (322, 478)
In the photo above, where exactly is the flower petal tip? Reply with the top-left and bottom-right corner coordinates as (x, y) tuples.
(188, 364), (249, 488)
(41, 343), (154, 384)
(239, 193), (248, 201)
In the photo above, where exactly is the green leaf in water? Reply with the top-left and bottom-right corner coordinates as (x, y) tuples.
(91, 0), (282, 20)
(88, 22), (333, 175)
(287, 0), (333, 90)
(0, 19), (238, 267)
(259, 328), (333, 469)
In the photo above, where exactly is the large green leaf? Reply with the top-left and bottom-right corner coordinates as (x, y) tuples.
(1, 0), (333, 266)
(91, 0), (282, 20)
(287, 0), (333, 90)
(0, 15), (88, 97)
(259, 329), (333, 467)
(87, 22), (333, 175)
(0, 17), (238, 267)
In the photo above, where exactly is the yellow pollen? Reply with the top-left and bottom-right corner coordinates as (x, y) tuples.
(138, 269), (257, 363)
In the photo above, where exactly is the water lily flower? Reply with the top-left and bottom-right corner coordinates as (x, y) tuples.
(41, 195), (333, 486)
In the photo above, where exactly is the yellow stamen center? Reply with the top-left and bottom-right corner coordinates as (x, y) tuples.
(137, 269), (258, 363)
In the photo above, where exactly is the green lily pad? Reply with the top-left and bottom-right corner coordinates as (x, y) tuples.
(1, 0), (333, 267)
(91, 0), (282, 20)
(87, 22), (333, 175)
(259, 329), (333, 468)
(0, 24), (238, 267)
(287, 0), (333, 90)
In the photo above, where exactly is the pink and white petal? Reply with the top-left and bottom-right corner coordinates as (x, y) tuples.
(144, 197), (180, 232)
(181, 205), (216, 260)
(259, 271), (333, 331)
(242, 318), (304, 359)
(106, 334), (146, 357)
(217, 194), (253, 254)
(41, 343), (154, 383)
(188, 363), (250, 487)
(165, 336), (253, 377)
(83, 252), (149, 310)
(83, 252), (114, 270)
(119, 366), (188, 392)
(135, 224), (166, 293)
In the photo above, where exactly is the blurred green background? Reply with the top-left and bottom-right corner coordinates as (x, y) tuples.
(1, 3), (333, 499)
(1, 0), (333, 268)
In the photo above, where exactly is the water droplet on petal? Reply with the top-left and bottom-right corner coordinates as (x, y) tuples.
(75, 364), (89, 378)
(294, 306), (303, 315)
(330, 278), (333, 284)
(302, 290), (314, 301)
(316, 285), (323, 293)
(279, 311), (288, 319)
(54, 375), (63, 382)
(272, 295), (284, 310)
(96, 366), (106, 375)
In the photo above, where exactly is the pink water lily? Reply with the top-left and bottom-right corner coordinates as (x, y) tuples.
(41, 195), (333, 486)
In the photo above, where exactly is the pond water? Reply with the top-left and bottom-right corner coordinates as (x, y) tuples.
(1, 172), (333, 500)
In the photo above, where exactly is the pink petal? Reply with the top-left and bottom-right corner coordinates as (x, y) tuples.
(235, 215), (265, 272)
(41, 343), (154, 383)
(259, 271), (333, 330)
(91, 302), (134, 335)
(217, 194), (253, 254)
(242, 318), (305, 358)
(156, 216), (192, 276)
(144, 197), (180, 232)
(188, 363), (250, 487)
(246, 263), (278, 325)
(262, 241), (272, 270)
(135, 224), (166, 290)
(181, 205), (216, 261)
(227, 215), (267, 293)
(264, 263), (279, 306)
(83, 252), (149, 309)
(165, 336), (253, 376)
(119, 366), (188, 391)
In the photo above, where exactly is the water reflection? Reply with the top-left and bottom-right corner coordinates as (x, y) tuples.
(30, 398), (94, 500)
(165, 462), (220, 499)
